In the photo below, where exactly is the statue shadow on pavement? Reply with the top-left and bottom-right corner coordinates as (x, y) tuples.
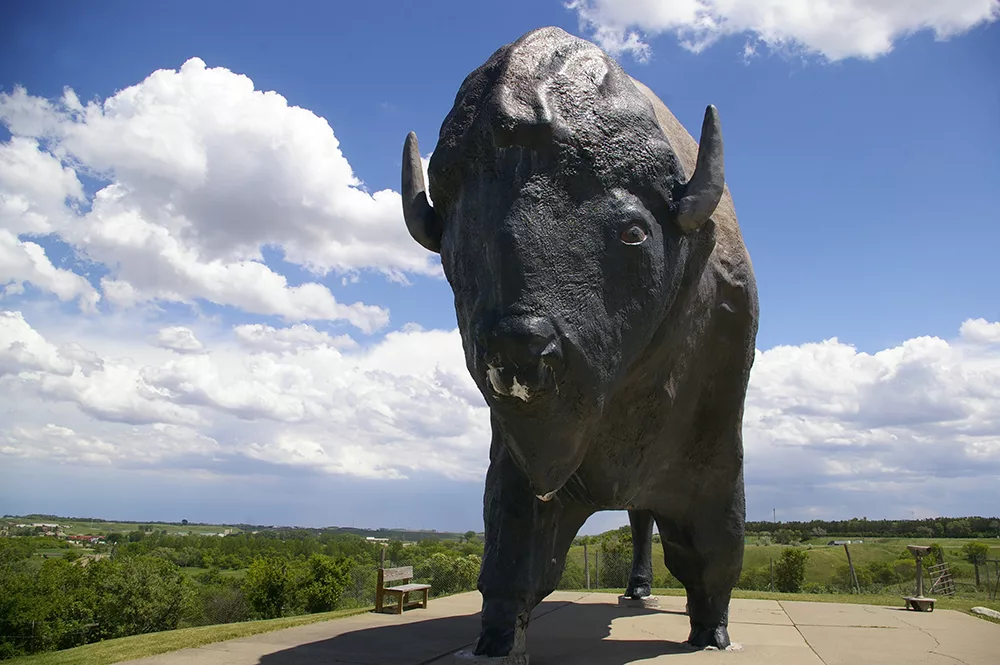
(257, 600), (695, 665)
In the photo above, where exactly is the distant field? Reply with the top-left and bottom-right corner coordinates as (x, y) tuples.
(566, 537), (1000, 589)
(3, 517), (239, 537)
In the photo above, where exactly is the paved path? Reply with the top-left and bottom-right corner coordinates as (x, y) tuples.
(124, 592), (999, 664)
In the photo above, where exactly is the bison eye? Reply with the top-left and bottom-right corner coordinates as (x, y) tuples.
(620, 223), (648, 246)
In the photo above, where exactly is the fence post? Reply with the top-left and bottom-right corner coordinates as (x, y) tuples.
(583, 542), (590, 590)
(844, 543), (860, 593)
(380, 546), (386, 568)
(769, 558), (774, 592)
(595, 551), (600, 589)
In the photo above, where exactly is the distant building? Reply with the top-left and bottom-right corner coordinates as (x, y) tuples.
(828, 540), (864, 545)
(366, 537), (390, 543)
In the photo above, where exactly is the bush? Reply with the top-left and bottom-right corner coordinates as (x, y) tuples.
(299, 555), (351, 613)
(557, 557), (586, 590)
(736, 565), (771, 591)
(801, 582), (826, 594)
(89, 555), (187, 639)
(243, 556), (289, 619)
(773, 548), (809, 593)
(197, 585), (249, 625)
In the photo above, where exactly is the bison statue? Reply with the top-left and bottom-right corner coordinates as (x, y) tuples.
(400, 26), (759, 661)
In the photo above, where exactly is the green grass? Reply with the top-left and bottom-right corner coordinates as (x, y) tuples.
(178, 566), (247, 579)
(5, 607), (372, 665)
(567, 537), (1000, 588)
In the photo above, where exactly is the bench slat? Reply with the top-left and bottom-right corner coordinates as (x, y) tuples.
(385, 583), (431, 593)
(381, 566), (414, 582)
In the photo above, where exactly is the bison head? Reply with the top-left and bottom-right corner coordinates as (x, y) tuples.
(400, 27), (726, 499)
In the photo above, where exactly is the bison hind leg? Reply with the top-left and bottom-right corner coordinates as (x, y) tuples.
(624, 508), (655, 598)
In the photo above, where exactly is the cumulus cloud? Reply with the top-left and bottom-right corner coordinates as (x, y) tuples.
(0, 229), (100, 311)
(744, 322), (1000, 517)
(567, 0), (1000, 62)
(2, 308), (999, 519)
(1, 311), (490, 481)
(154, 326), (204, 354)
(233, 322), (358, 353)
(0, 57), (442, 330)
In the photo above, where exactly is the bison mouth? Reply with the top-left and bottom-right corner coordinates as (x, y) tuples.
(492, 398), (597, 501)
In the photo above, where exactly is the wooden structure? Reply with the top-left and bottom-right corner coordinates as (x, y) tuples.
(927, 560), (956, 596)
(375, 566), (431, 614)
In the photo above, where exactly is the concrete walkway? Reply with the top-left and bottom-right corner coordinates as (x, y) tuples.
(124, 591), (999, 665)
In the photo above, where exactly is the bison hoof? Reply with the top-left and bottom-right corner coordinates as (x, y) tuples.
(687, 624), (731, 650)
(624, 581), (652, 599)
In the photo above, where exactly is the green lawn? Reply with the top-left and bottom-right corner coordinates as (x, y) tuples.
(179, 566), (247, 579)
(5, 607), (371, 665)
(567, 537), (1000, 589)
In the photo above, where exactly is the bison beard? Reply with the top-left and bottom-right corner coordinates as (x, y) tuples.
(400, 27), (759, 660)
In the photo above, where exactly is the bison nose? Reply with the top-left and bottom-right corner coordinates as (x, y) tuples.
(483, 316), (562, 401)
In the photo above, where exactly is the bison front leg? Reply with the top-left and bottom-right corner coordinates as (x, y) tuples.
(624, 509), (654, 598)
(475, 445), (590, 659)
(655, 474), (745, 650)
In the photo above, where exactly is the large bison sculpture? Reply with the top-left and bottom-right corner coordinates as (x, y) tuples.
(400, 26), (759, 661)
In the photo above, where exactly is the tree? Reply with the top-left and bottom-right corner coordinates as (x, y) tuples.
(299, 555), (351, 613)
(463, 531), (477, 543)
(962, 541), (990, 586)
(181, 519), (188, 526)
(773, 548), (809, 593)
(243, 557), (289, 619)
(945, 519), (972, 538)
(88, 556), (186, 639)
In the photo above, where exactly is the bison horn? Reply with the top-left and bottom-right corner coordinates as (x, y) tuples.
(401, 132), (442, 253)
(675, 105), (725, 233)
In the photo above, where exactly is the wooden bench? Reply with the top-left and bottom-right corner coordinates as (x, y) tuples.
(375, 566), (431, 614)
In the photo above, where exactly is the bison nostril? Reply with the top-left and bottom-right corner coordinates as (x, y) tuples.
(482, 315), (562, 397)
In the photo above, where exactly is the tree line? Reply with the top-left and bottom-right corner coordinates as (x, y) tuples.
(745, 516), (1000, 541)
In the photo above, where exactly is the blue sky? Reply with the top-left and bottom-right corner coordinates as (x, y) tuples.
(1, 0), (998, 534)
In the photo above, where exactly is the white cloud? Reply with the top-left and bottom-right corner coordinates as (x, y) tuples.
(1, 311), (490, 481)
(154, 326), (204, 354)
(234, 323), (358, 353)
(0, 57), (442, 331)
(2, 307), (998, 520)
(744, 322), (1000, 515)
(0, 229), (100, 311)
(567, 0), (1000, 62)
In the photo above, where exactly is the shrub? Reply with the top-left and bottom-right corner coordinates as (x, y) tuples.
(736, 565), (771, 591)
(773, 548), (809, 593)
(557, 557), (586, 589)
(299, 554), (352, 613)
(243, 556), (289, 619)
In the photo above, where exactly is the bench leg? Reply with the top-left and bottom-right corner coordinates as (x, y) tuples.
(423, 587), (429, 609)
(398, 592), (405, 615)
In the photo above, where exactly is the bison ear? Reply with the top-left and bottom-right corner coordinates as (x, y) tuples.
(674, 105), (725, 233)
(401, 132), (442, 253)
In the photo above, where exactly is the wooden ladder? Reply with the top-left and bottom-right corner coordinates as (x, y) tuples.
(926, 561), (956, 596)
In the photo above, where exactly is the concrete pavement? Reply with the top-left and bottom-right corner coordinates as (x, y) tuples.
(123, 591), (999, 665)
